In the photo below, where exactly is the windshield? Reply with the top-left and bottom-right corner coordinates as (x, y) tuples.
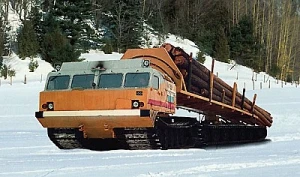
(46, 75), (70, 90)
(124, 73), (150, 88)
(71, 74), (95, 89)
(99, 73), (123, 88)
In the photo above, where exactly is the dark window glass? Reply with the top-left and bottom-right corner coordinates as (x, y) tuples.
(71, 74), (95, 89)
(46, 75), (70, 90)
(124, 73), (150, 88)
(99, 73), (123, 88)
(152, 75), (159, 89)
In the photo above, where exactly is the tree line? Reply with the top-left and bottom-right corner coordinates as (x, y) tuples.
(0, 0), (299, 81)
(143, 0), (300, 81)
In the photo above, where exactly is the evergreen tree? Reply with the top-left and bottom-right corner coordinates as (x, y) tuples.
(213, 27), (230, 63)
(17, 20), (39, 59)
(3, 26), (11, 56)
(50, 0), (101, 52)
(229, 16), (261, 71)
(143, 1), (165, 34)
(0, 18), (4, 67)
(41, 27), (81, 66)
(0, 17), (11, 57)
(100, 0), (143, 52)
(161, 0), (176, 33)
(198, 0), (229, 56)
(28, 6), (44, 48)
(30, 7), (82, 65)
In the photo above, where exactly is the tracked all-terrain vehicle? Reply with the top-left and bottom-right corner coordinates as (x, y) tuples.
(35, 44), (272, 150)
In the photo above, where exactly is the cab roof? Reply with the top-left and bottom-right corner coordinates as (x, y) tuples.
(60, 59), (147, 72)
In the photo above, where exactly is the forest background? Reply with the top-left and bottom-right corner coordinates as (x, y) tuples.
(0, 0), (299, 82)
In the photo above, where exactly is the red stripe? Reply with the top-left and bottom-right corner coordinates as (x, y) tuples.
(148, 99), (175, 109)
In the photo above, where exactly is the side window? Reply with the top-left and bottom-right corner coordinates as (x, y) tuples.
(152, 75), (159, 90)
(71, 74), (95, 89)
(99, 73), (123, 88)
(124, 73), (150, 88)
(46, 75), (70, 90)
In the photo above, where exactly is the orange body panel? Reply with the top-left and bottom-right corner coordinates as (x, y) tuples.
(39, 88), (175, 113)
(39, 89), (147, 111)
(37, 83), (176, 138)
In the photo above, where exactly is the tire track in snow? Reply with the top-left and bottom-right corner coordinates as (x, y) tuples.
(0, 156), (221, 176)
(0, 145), (52, 151)
(137, 158), (300, 177)
(269, 133), (300, 142)
(0, 114), (33, 118)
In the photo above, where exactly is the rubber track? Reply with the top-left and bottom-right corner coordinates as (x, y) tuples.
(47, 123), (267, 150)
(114, 117), (199, 150)
(47, 128), (124, 150)
(114, 128), (161, 150)
(198, 124), (267, 146)
(47, 128), (83, 149)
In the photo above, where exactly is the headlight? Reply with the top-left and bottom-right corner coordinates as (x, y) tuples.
(132, 100), (140, 109)
(142, 60), (150, 67)
(47, 102), (54, 110)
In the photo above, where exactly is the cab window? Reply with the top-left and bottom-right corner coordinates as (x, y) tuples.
(46, 75), (70, 90)
(152, 75), (159, 89)
(71, 74), (95, 89)
(124, 73), (150, 88)
(99, 73), (123, 88)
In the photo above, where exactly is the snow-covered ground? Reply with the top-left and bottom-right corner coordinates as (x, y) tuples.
(1, 37), (300, 177)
